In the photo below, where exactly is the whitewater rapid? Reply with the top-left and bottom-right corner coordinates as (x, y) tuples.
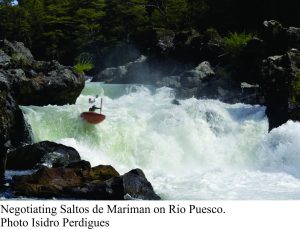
(21, 83), (300, 199)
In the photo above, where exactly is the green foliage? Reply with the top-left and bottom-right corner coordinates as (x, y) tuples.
(0, 0), (211, 65)
(74, 53), (94, 75)
(204, 27), (222, 42)
(74, 62), (94, 75)
(102, 0), (149, 44)
(165, 0), (188, 29)
(11, 52), (30, 67)
(223, 32), (254, 57)
(291, 73), (300, 104)
(72, 0), (105, 51)
(4, 0), (293, 68)
(0, 5), (31, 42)
(186, 0), (209, 28)
(148, 0), (189, 30)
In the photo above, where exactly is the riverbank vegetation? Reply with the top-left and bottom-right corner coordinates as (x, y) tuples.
(0, 0), (299, 68)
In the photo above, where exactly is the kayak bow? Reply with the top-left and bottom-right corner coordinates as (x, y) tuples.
(80, 112), (106, 124)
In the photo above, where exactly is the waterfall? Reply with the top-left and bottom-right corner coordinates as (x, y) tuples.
(21, 82), (300, 200)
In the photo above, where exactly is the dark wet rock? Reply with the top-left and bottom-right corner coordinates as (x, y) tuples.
(196, 74), (242, 103)
(7, 60), (85, 106)
(122, 169), (161, 200)
(172, 99), (180, 105)
(156, 61), (256, 103)
(262, 20), (300, 55)
(263, 20), (285, 37)
(262, 20), (287, 54)
(93, 55), (147, 83)
(157, 33), (175, 53)
(0, 147), (6, 185)
(171, 29), (224, 65)
(66, 160), (91, 170)
(6, 141), (81, 170)
(95, 65), (127, 83)
(286, 27), (300, 49)
(88, 165), (120, 181)
(262, 54), (289, 129)
(156, 61), (216, 99)
(68, 177), (124, 200)
(240, 82), (261, 104)
(176, 61), (216, 98)
(180, 61), (215, 87)
(12, 163), (160, 200)
(12, 166), (85, 198)
(0, 40), (34, 65)
(173, 30), (200, 51)
(238, 37), (265, 84)
(261, 49), (300, 130)
(0, 50), (11, 67)
(156, 75), (181, 88)
(287, 50), (300, 122)
(0, 77), (31, 183)
(198, 41), (224, 65)
(12, 164), (119, 199)
(0, 40), (85, 106)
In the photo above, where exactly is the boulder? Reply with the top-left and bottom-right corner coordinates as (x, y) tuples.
(11, 162), (160, 200)
(0, 40), (85, 106)
(0, 75), (31, 183)
(67, 177), (124, 200)
(262, 20), (287, 55)
(93, 55), (148, 83)
(156, 61), (250, 103)
(0, 50), (11, 67)
(88, 165), (120, 181)
(0, 40), (34, 65)
(12, 166), (86, 198)
(177, 61), (216, 98)
(180, 61), (215, 88)
(7, 60), (85, 106)
(196, 74), (242, 103)
(122, 169), (161, 200)
(262, 54), (290, 130)
(66, 160), (91, 170)
(262, 20), (300, 55)
(237, 37), (265, 83)
(95, 65), (127, 83)
(156, 75), (181, 88)
(6, 141), (81, 170)
(261, 49), (300, 130)
(288, 50), (300, 121)
(286, 27), (300, 49)
(171, 29), (224, 65)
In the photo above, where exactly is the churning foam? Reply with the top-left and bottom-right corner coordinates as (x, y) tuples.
(21, 83), (300, 199)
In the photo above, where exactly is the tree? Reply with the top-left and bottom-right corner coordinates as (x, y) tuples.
(0, 4), (30, 42)
(186, 0), (209, 29)
(102, 0), (149, 44)
(71, 0), (106, 56)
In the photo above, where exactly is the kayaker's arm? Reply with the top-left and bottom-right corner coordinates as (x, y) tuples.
(89, 105), (101, 112)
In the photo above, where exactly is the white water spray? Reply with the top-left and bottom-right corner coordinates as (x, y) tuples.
(21, 83), (300, 199)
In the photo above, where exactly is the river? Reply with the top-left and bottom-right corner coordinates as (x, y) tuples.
(20, 82), (300, 200)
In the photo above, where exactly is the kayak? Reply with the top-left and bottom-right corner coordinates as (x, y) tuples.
(80, 112), (106, 124)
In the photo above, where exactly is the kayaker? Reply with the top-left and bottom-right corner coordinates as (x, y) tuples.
(89, 105), (101, 112)
(88, 98), (95, 103)
(88, 95), (99, 103)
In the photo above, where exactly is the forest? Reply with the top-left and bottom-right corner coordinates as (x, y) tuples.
(0, 0), (299, 68)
